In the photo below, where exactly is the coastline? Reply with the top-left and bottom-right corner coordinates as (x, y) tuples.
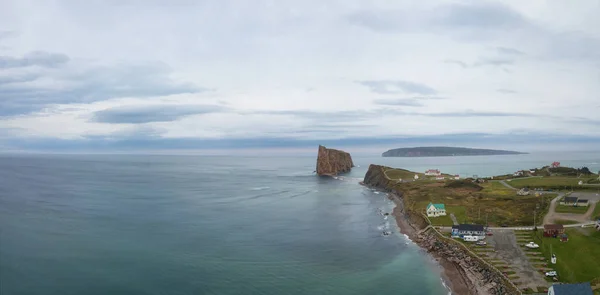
(389, 193), (475, 295)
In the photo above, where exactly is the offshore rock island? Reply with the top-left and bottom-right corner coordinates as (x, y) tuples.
(382, 146), (527, 157)
(315, 145), (354, 176)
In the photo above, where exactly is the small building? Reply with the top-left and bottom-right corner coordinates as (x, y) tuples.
(548, 282), (593, 295)
(414, 174), (419, 180)
(517, 188), (530, 196)
(529, 170), (536, 174)
(560, 196), (579, 206)
(551, 161), (561, 168)
(436, 175), (445, 181)
(543, 224), (565, 237)
(454, 175), (460, 180)
(578, 180), (583, 185)
(426, 203), (447, 217)
(513, 171), (523, 177)
(577, 199), (589, 207)
(451, 224), (485, 238)
(560, 233), (569, 242)
(425, 169), (441, 176)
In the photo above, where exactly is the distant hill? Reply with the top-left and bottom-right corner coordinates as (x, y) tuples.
(382, 146), (527, 157)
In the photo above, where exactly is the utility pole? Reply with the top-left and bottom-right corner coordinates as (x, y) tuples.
(534, 209), (537, 227)
(478, 207), (481, 220)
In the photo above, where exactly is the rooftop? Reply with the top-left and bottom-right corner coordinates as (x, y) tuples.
(550, 282), (593, 295)
(452, 224), (484, 232)
(544, 224), (565, 230)
(428, 203), (446, 210)
(563, 196), (578, 203)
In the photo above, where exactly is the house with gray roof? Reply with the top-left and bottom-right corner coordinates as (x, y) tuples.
(548, 282), (593, 295)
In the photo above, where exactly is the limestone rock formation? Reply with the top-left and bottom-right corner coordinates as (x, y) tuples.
(315, 145), (354, 176)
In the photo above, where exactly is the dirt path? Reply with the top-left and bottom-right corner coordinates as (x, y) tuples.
(499, 180), (517, 190)
(486, 229), (548, 290)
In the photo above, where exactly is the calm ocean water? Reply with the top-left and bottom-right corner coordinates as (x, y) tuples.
(1, 152), (598, 295)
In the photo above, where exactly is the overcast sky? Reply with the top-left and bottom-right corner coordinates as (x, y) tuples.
(1, 0), (599, 153)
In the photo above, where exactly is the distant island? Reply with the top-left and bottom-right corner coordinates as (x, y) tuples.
(382, 146), (527, 157)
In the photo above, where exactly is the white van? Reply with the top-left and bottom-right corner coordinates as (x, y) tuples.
(463, 236), (479, 242)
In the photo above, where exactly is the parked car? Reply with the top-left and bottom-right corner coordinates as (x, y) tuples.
(525, 242), (539, 249)
(486, 232), (493, 236)
(476, 241), (487, 246)
(545, 271), (557, 277)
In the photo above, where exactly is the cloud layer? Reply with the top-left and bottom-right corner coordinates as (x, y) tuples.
(0, 0), (599, 152)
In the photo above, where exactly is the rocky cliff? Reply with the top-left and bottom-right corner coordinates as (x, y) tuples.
(315, 145), (354, 176)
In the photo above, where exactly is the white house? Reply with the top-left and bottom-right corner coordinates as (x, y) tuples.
(425, 169), (441, 176)
(454, 175), (460, 180)
(548, 282), (593, 295)
(513, 171), (523, 177)
(414, 174), (419, 180)
(436, 176), (445, 181)
(426, 203), (446, 217)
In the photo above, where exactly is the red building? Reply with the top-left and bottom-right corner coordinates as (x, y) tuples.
(551, 162), (560, 168)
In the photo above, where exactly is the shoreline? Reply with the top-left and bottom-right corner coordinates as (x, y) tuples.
(389, 194), (475, 295)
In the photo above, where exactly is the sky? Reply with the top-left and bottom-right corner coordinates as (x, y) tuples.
(1, 0), (599, 154)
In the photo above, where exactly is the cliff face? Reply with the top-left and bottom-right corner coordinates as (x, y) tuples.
(315, 145), (354, 176)
(362, 164), (394, 190)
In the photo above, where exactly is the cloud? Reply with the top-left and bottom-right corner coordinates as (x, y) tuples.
(473, 57), (515, 67)
(91, 104), (228, 124)
(347, 2), (528, 38)
(0, 57), (205, 116)
(4, 132), (600, 152)
(357, 80), (437, 95)
(432, 2), (526, 30)
(444, 59), (469, 68)
(0, 51), (69, 68)
(497, 88), (517, 94)
(421, 110), (538, 118)
(373, 98), (423, 107)
(496, 47), (525, 56)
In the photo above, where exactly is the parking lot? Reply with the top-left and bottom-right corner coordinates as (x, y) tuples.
(483, 229), (549, 290)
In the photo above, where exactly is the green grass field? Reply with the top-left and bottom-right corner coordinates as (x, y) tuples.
(384, 168), (423, 181)
(531, 228), (600, 283)
(593, 203), (600, 220)
(555, 205), (590, 214)
(508, 176), (597, 190)
(418, 202), (467, 226)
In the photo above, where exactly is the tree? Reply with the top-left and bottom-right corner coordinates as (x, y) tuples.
(578, 167), (592, 175)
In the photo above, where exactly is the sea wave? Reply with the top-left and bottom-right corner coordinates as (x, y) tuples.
(250, 186), (270, 191)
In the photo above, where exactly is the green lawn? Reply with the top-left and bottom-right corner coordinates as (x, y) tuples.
(384, 168), (423, 181)
(555, 205), (590, 214)
(419, 202), (468, 226)
(508, 176), (597, 190)
(593, 203), (600, 220)
(531, 228), (600, 283)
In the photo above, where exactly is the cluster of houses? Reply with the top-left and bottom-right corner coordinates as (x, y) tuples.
(424, 169), (460, 181)
(513, 169), (536, 177)
(560, 196), (589, 207)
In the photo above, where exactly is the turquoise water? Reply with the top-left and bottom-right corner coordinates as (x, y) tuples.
(1, 152), (598, 294)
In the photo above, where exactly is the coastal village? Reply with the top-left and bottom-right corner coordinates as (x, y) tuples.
(370, 161), (600, 295)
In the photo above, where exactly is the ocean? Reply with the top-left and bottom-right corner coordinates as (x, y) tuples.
(1, 152), (598, 295)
